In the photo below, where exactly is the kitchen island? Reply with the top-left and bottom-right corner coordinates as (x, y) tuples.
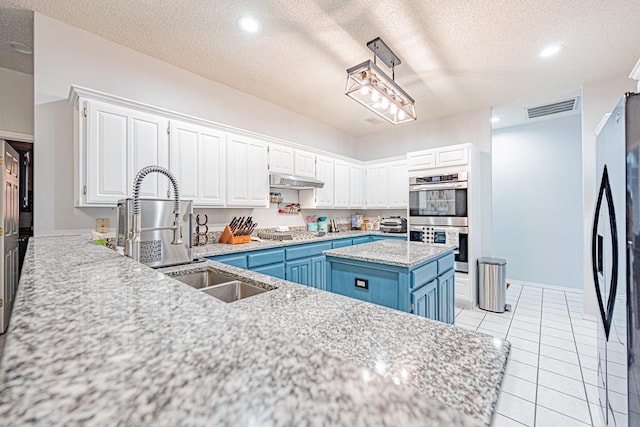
(0, 236), (509, 426)
(324, 240), (456, 323)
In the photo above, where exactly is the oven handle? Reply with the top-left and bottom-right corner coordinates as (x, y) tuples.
(409, 182), (468, 191)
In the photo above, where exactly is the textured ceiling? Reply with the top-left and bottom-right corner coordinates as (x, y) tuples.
(1, 0), (639, 136)
(0, 8), (32, 74)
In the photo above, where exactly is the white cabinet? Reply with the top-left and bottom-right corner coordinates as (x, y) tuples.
(366, 164), (388, 208)
(315, 155), (334, 207)
(226, 134), (268, 207)
(388, 160), (408, 208)
(333, 161), (350, 208)
(435, 145), (469, 167)
(82, 100), (169, 205)
(169, 120), (226, 206)
(294, 150), (315, 178)
(349, 164), (364, 208)
(408, 144), (470, 171)
(268, 144), (294, 175)
(407, 149), (435, 170)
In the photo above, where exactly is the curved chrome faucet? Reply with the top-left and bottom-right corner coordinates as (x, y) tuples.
(126, 165), (182, 262)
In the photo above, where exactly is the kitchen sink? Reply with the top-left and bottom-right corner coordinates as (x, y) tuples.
(201, 281), (268, 303)
(169, 270), (270, 302)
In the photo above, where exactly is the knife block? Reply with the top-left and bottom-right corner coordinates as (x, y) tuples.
(218, 225), (251, 244)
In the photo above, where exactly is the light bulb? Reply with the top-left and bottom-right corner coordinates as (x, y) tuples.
(381, 98), (389, 110)
(398, 110), (406, 120)
(371, 90), (380, 102)
(360, 85), (370, 96)
(390, 104), (398, 115)
(373, 102), (382, 109)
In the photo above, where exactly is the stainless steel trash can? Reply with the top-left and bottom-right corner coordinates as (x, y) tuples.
(477, 257), (508, 313)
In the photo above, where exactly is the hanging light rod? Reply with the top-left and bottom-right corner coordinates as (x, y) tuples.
(345, 37), (416, 125)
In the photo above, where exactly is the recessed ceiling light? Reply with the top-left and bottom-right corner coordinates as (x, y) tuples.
(238, 16), (260, 33)
(539, 43), (564, 58)
(4, 41), (32, 55)
(490, 116), (501, 123)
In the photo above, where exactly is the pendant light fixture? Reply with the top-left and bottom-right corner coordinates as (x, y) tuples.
(345, 37), (416, 125)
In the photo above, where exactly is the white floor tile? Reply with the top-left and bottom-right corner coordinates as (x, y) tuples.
(508, 336), (540, 354)
(508, 326), (540, 343)
(455, 315), (483, 328)
(542, 307), (570, 317)
(539, 344), (580, 365)
(577, 353), (598, 371)
(483, 314), (514, 325)
(541, 325), (574, 341)
(493, 413), (528, 426)
(540, 320), (573, 332)
(509, 348), (539, 367)
(589, 402), (606, 427)
(455, 307), (464, 316)
(454, 322), (477, 332)
(478, 321), (510, 335)
(575, 342), (598, 358)
(497, 392), (536, 426)
(537, 385), (592, 424)
(506, 359), (539, 383)
(540, 334), (576, 351)
(535, 405), (591, 427)
(573, 333), (597, 347)
(512, 314), (542, 326)
(537, 369), (588, 400)
(510, 320), (541, 332)
(581, 366), (598, 386)
(517, 307), (542, 318)
(458, 309), (487, 320)
(543, 312), (572, 323)
(502, 374), (537, 403)
(539, 355), (583, 380)
(477, 327), (507, 339)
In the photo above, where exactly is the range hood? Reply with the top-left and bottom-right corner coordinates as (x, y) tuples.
(269, 173), (324, 189)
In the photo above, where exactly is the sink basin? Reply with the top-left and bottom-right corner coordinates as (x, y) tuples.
(171, 270), (240, 290)
(201, 281), (268, 303)
(169, 270), (270, 302)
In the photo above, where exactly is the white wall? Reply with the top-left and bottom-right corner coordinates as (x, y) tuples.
(581, 75), (637, 315)
(492, 115), (583, 288)
(33, 13), (358, 235)
(0, 66), (33, 137)
(356, 108), (492, 159)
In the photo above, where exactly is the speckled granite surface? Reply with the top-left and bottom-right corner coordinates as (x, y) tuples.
(192, 230), (406, 258)
(324, 240), (455, 267)
(0, 236), (508, 426)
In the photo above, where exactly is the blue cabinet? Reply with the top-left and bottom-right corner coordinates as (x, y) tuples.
(412, 280), (438, 320)
(286, 258), (312, 286)
(370, 235), (407, 242)
(351, 236), (371, 246)
(331, 239), (352, 249)
(252, 263), (286, 280)
(437, 269), (455, 324)
(310, 255), (326, 290)
(327, 261), (400, 310)
(210, 253), (248, 269)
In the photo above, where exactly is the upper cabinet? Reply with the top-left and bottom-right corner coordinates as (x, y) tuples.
(365, 164), (388, 208)
(294, 150), (315, 178)
(169, 120), (226, 206)
(80, 100), (169, 206)
(268, 144), (294, 175)
(388, 160), (408, 208)
(349, 163), (364, 208)
(226, 134), (268, 207)
(408, 144), (470, 171)
(333, 160), (350, 208)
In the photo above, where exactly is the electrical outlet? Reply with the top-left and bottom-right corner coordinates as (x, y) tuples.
(355, 278), (368, 290)
(96, 218), (110, 233)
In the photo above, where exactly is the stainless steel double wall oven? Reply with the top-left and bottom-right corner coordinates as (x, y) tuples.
(409, 171), (469, 273)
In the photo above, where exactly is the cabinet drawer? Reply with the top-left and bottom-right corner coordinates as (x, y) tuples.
(411, 261), (437, 288)
(351, 236), (371, 246)
(208, 253), (247, 269)
(286, 242), (333, 261)
(252, 262), (285, 280)
(247, 248), (285, 268)
(328, 262), (399, 310)
(331, 239), (352, 249)
(437, 252), (455, 273)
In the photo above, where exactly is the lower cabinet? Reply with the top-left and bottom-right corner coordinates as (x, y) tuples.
(411, 280), (438, 321)
(285, 258), (312, 286)
(310, 255), (326, 290)
(437, 269), (455, 324)
(252, 262), (286, 280)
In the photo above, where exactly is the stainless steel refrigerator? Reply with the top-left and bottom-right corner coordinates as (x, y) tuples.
(594, 92), (640, 426)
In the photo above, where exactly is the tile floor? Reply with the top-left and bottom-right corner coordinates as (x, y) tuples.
(455, 283), (611, 427)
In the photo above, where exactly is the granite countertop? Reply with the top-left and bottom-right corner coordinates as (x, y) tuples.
(0, 236), (509, 426)
(192, 230), (406, 258)
(324, 240), (455, 268)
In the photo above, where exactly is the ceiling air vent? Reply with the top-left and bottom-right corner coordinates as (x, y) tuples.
(526, 98), (577, 119)
(365, 117), (384, 125)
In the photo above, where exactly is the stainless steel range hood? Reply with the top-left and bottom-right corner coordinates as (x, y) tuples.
(269, 173), (324, 189)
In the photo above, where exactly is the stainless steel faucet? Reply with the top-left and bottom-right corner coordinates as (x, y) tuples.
(125, 165), (182, 262)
